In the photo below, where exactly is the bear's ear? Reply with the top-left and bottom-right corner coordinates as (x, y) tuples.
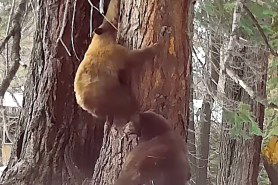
(94, 27), (104, 35)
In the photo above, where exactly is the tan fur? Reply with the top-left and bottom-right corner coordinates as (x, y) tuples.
(74, 21), (158, 119)
(115, 111), (191, 185)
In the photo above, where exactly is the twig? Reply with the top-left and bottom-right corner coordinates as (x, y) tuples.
(7, 91), (22, 108)
(222, 1), (278, 110)
(60, 39), (72, 57)
(71, 0), (80, 61)
(29, 0), (36, 20)
(242, 4), (278, 57)
(89, 4), (94, 37)
(224, 65), (278, 110)
(192, 46), (205, 68)
(0, 30), (15, 54)
(57, 0), (72, 56)
(0, 0), (28, 98)
(0, 59), (21, 97)
(99, 0), (105, 14)
(57, 0), (70, 41)
(1, 109), (15, 143)
(87, 0), (118, 31)
(6, 0), (16, 35)
(5, 0), (16, 73)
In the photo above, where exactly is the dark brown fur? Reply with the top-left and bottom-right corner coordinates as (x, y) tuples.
(115, 111), (191, 185)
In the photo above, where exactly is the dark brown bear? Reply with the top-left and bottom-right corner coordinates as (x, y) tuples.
(115, 111), (191, 185)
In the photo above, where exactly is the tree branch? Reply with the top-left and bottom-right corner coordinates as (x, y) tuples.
(242, 4), (278, 57)
(7, 91), (22, 108)
(0, 0), (28, 98)
(224, 65), (278, 110)
(222, 1), (278, 110)
(87, 0), (118, 30)
(0, 29), (15, 54)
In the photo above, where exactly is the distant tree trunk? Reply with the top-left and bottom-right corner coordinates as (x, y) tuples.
(196, 95), (212, 185)
(217, 1), (266, 184)
(252, 53), (268, 185)
(188, 77), (197, 185)
(188, 2), (197, 184)
(0, 0), (106, 184)
(91, 0), (192, 184)
(196, 34), (220, 185)
(218, 47), (267, 185)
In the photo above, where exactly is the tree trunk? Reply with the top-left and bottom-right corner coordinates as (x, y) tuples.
(217, 1), (266, 184)
(91, 0), (192, 184)
(196, 95), (212, 185)
(188, 2), (197, 184)
(188, 78), (197, 185)
(218, 49), (267, 185)
(196, 34), (220, 185)
(0, 0), (193, 185)
(1, 0), (106, 184)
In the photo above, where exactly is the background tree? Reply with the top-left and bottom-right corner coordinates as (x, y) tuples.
(0, 0), (193, 184)
(0, 0), (34, 168)
(190, 0), (278, 184)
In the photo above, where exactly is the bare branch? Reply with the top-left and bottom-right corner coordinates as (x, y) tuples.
(87, 0), (118, 31)
(0, 0), (29, 98)
(7, 91), (22, 108)
(242, 4), (278, 57)
(71, 0), (81, 61)
(192, 46), (205, 68)
(224, 66), (278, 110)
(222, 1), (278, 110)
(0, 60), (20, 97)
(6, 0), (16, 35)
(89, 5), (94, 37)
(99, 0), (105, 14)
(56, 0), (72, 56)
(0, 30), (15, 54)
(1, 110), (15, 143)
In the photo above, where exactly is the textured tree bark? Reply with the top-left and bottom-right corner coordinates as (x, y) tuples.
(196, 95), (212, 185)
(252, 53), (268, 185)
(0, 0), (28, 105)
(0, 0), (106, 184)
(91, 0), (192, 184)
(216, 1), (267, 184)
(263, 157), (278, 185)
(188, 79), (197, 185)
(218, 49), (267, 185)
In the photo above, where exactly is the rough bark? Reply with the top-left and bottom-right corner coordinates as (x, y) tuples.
(263, 157), (278, 185)
(1, 0), (106, 184)
(251, 53), (268, 185)
(218, 49), (267, 185)
(218, 35), (267, 185)
(91, 0), (192, 184)
(188, 79), (197, 185)
(217, 1), (265, 184)
(196, 95), (212, 185)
